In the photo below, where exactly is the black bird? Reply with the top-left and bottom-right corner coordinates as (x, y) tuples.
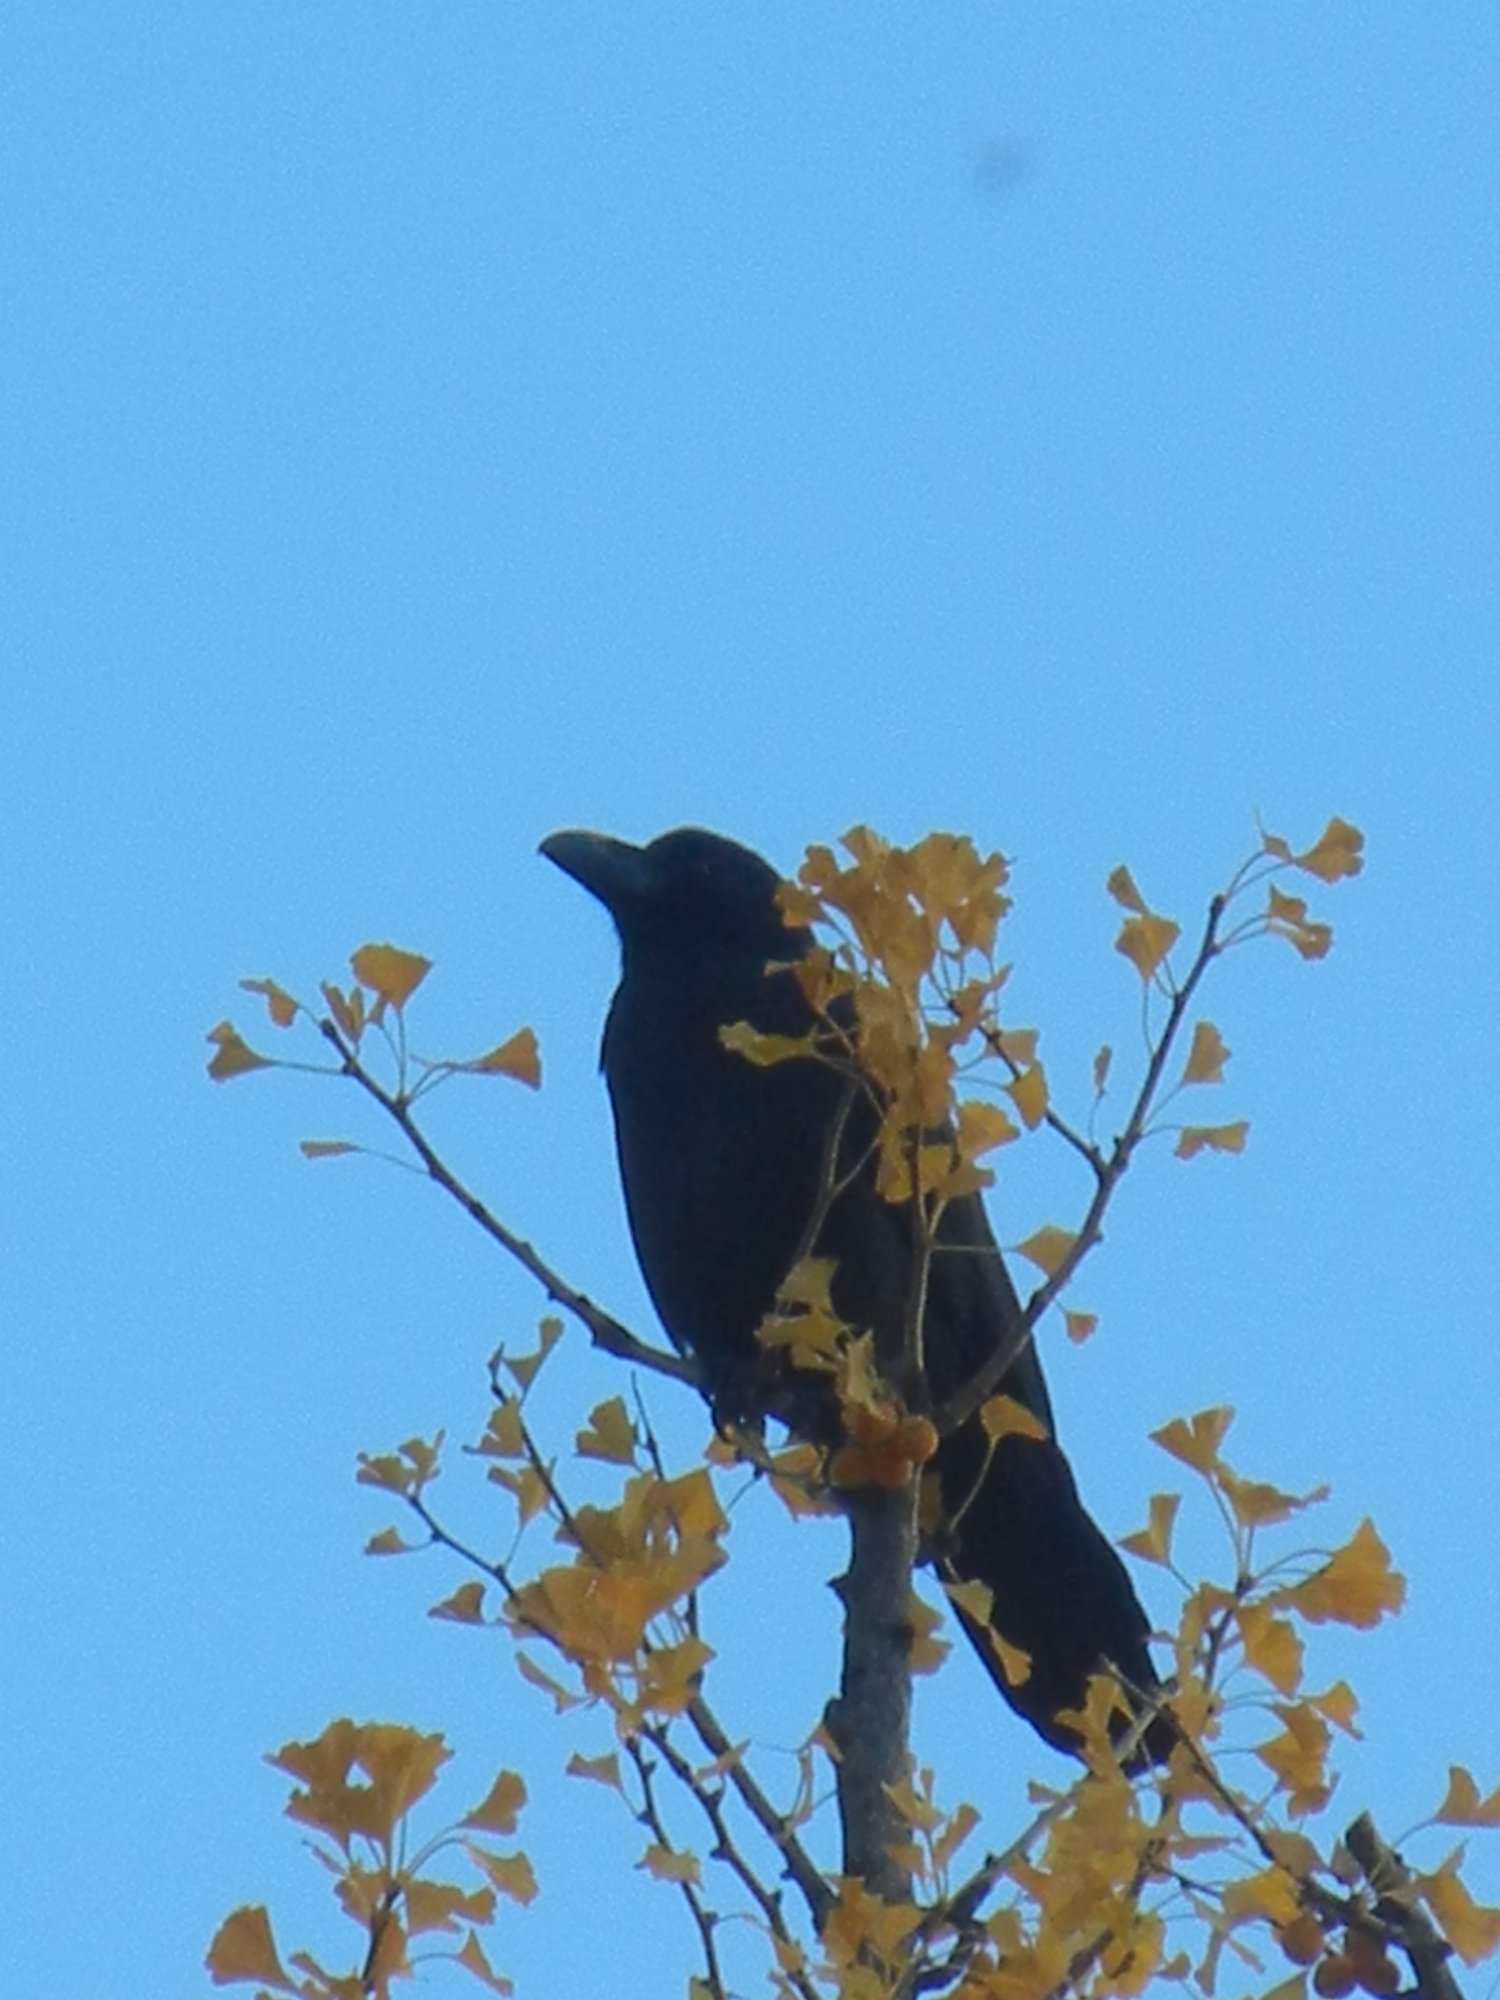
(542, 824), (1163, 1761)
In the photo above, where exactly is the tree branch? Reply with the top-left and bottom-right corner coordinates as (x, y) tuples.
(319, 1018), (697, 1387)
(824, 1479), (919, 1903)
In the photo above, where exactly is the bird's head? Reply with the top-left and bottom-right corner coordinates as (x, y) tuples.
(540, 826), (804, 964)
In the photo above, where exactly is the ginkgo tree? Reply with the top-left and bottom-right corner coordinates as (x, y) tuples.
(205, 816), (1500, 2000)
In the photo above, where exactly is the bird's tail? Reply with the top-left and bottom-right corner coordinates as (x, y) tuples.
(933, 1427), (1171, 1768)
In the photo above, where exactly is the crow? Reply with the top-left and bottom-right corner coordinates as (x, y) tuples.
(542, 823), (1164, 1761)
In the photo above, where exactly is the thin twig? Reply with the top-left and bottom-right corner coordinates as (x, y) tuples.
(685, 1696), (833, 1931)
(646, 1721), (822, 2000)
(931, 892), (1227, 1439)
(623, 1734), (728, 2000)
(319, 1018), (697, 1387)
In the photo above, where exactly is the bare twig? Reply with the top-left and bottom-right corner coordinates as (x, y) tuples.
(623, 1734), (727, 2000)
(646, 1722), (822, 2000)
(319, 1018), (697, 1387)
(685, 1696), (833, 1931)
(931, 892), (1227, 1439)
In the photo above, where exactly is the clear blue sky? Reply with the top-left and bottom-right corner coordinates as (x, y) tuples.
(5, 8), (1497, 1996)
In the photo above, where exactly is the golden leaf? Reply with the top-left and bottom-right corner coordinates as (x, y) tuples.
(431, 1582), (487, 1626)
(1063, 1310), (1098, 1346)
(956, 1099), (1019, 1158)
(566, 1752), (623, 1790)
(1175, 1121), (1249, 1160)
(1005, 1063), (1049, 1131)
(1120, 1492), (1181, 1569)
(404, 1878), (494, 1936)
(205, 1905), (289, 1989)
(1286, 1518), (1405, 1629)
(467, 1028), (541, 1088)
(718, 1019), (816, 1066)
(365, 1527), (417, 1557)
(1435, 1766), (1500, 1829)
(514, 1651), (579, 1712)
(1255, 1703), (1332, 1818)
(943, 1577), (994, 1626)
(350, 942), (431, 1009)
(466, 1845), (538, 1907)
(979, 1394), (1049, 1446)
(478, 1400), (525, 1461)
(639, 1842), (700, 1886)
(1220, 1868), (1303, 1928)
(1014, 1224), (1077, 1278)
(455, 1928), (514, 1996)
(1308, 1680), (1362, 1738)
(908, 1592), (951, 1677)
(991, 1025), (1038, 1069)
(1417, 1855), (1500, 1965)
(1237, 1603), (1304, 1695)
(1107, 865), (1149, 915)
(462, 1770), (526, 1835)
(1221, 1469), (1329, 1527)
(1116, 911), (1181, 983)
(503, 1317), (564, 1393)
(575, 1397), (636, 1465)
(321, 980), (364, 1041)
(1182, 1021), (1230, 1085)
(299, 1139), (358, 1160)
(487, 1463), (550, 1528)
(1266, 885), (1333, 960)
(1296, 817), (1365, 884)
(239, 977), (300, 1028)
(1151, 1406), (1234, 1475)
(205, 1021), (272, 1083)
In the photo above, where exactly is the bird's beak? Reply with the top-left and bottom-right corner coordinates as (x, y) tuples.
(539, 829), (654, 915)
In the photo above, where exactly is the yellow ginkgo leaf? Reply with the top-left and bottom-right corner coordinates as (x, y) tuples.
(575, 1396), (636, 1465)
(1237, 1603), (1304, 1695)
(1116, 911), (1181, 983)
(1151, 1406), (1234, 1475)
(455, 1929), (514, 1997)
(1175, 1121), (1249, 1160)
(350, 942), (432, 1009)
(1119, 1492), (1181, 1569)
(462, 1770), (527, 1834)
(467, 1845), (538, 1907)
(321, 980), (364, 1040)
(1415, 1858), (1500, 1966)
(205, 1021), (272, 1083)
(956, 1099), (1019, 1158)
(979, 1394), (1049, 1445)
(1435, 1766), (1500, 1829)
(1182, 1021), (1230, 1085)
(639, 1842), (700, 1886)
(204, 1905), (289, 1990)
(1004, 1063), (1049, 1131)
(1014, 1224), (1077, 1279)
(1106, 865), (1148, 915)
(239, 977), (300, 1028)
(431, 1581), (487, 1625)
(908, 1592), (951, 1677)
(1296, 816), (1365, 884)
(365, 1527), (417, 1557)
(468, 1028), (541, 1088)
(1285, 1518), (1405, 1629)
(566, 1752), (623, 1791)
(1063, 1310), (1098, 1346)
